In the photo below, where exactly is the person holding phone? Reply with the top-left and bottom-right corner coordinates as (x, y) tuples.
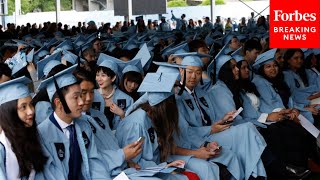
(74, 68), (158, 179)
(176, 55), (267, 180)
(116, 72), (220, 180)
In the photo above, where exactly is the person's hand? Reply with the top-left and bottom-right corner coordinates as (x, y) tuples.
(167, 160), (185, 168)
(110, 103), (125, 118)
(305, 104), (319, 115)
(267, 112), (285, 122)
(210, 111), (235, 134)
(123, 140), (143, 161)
(167, 54), (176, 63)
(194, 146), (219, 160)
(27, 62), (36, 73)
(17, 45), (26, 52)
(206, 141), (221, 154)
(127, 161), (141, 170)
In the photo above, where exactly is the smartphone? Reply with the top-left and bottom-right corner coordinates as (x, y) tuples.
(136, 136), (145, 143)
(223, 120), (233, 125)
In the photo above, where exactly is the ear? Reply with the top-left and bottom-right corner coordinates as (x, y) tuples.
(111, 76), (117, 83)
(53, 97), (62, 110)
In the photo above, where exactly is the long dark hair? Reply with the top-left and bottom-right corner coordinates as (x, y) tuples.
(237, 60), (260, 97)
(283, 48), (309, 87)
(119, 71), (143, 101)
(0, 100), (47, 177)
(139, 95), (179, 162)
(258, 61), (291, 107)
(218, 60), (242, 109)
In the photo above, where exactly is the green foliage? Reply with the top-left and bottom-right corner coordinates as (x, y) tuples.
(167, 0), (188, 7)
(200, 0), (225, 5)
(7, 0), (72, 15)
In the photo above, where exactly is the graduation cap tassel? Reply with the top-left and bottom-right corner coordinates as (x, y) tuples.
(178, 70), (186, 96)
(53, 76), (71, 114)
(212, 60), (217, 85)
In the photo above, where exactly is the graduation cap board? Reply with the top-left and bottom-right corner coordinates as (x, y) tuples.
(37, 65), (78, 113)
(137, 72), (178, 106)
(154, 61), (187, 80)
(36, 52), (62, 80)
(0, 76), (32, 105)
(6, 51), (28, 76)
(252, 48), (277, 71)
(133, 43), (152, 71)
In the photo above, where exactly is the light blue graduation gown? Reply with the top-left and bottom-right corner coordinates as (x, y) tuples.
(306, 68), (320, 90)
(0, 136), (58, 179)
(115, 108), (220, 180)
(91, 89), (105, 114)
(97, 87), (133, 130)
(38, 113), (110, 179)
(84, 110), (162, 180)
(177, 85), (267, 179)
(35, 101), (53, 125)
(283, 70), (318, 106)
(252, 74), (314, 123)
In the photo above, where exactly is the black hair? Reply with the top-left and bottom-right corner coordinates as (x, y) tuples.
(51, 82), (80, 110)
(0, 100), (48, 177)
(188, 40), (208, 52)
(95, 66), (116, 84)
(244, 39), (262, 54)
(258, 61), (291, 107)
(73, 67), (97, 89)
(237, 60), (260, 97)
(119, 71), (143, 101)
(218, 60), (242, 109)
(283, 48), (309, 87)
(0, 62), (12, 77)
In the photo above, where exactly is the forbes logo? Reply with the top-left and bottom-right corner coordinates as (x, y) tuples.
(274, 10), (317, 22)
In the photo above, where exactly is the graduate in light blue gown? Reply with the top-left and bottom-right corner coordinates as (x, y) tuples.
(95, 53), (134, 130)
(37, 65), (109, 179)
(116, 72), (220, 180)
(0, 77), (56, 179)
(178, 55), (267, 179)
(282, 49), (320, 118)
(74, 67), (159, 179)
(234, 52), (315, 179)
(303, 49), (320, 90)
(34, 52), (66, 125)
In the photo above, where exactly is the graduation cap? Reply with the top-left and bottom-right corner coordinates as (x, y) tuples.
(97, 53), (119, 75)
(54, 31), (64, 38)
(37, 52), (62, 80)
(313, 49), (320, 55)
(120, 58), (143, 75)
(12, 39), (29, 47)
(62, 50), (85, 65)
(34, 46), (50, 63)
(76, 41), (92, 56)
(44, 38), (59, 49)
(205, 33), (214, 46)
(73, 35), (86, 47)
(232, 55), (245, 63)
(30, 39), (43, 48)
(207, 43), (229, 80)
(133, 43), (152, 71)
(26, 48), (34, 63)
(54, 40), (73, 52)
(123, 34), (139, 50)
(22, 34), (33, 42)
(173, 52), (212, 60)
(162, 41), (189, 57)
(211, 30), (223, 39)
(0, 76), (32, 105)
(37, 65), (78, 113)
(231, 47), (242, 56)
(9, 52), (28, 76)
(252, 48), (277, 71)
(137, 72), (178, 106)
(86, 32), (98, 44)
(154, 61), (187, 81)
(301, 48), (314, 59)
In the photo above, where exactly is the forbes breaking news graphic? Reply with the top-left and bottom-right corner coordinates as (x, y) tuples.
(270, 0), (320, 48)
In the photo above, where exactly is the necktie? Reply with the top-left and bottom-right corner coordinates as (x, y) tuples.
(191, 92), (211, 126)
(66, 124), (79, 180)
